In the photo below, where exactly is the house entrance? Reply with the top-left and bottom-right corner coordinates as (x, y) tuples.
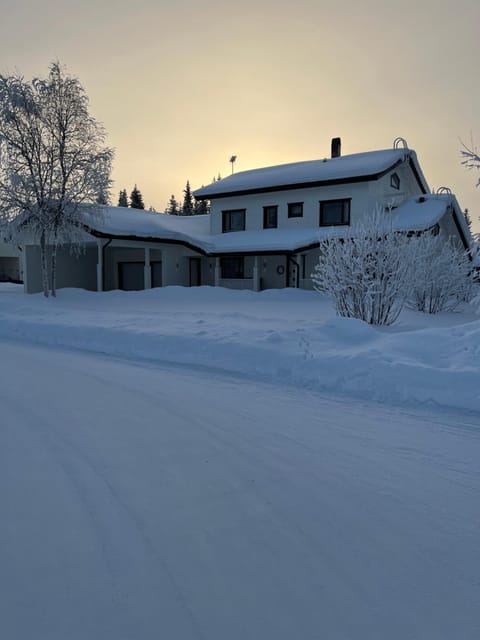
(189, 258), (201, 286)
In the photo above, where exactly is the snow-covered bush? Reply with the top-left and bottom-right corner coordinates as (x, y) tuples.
(408, 233), (474, 313)
(311, 213), (414, 325)
(312, 213), (475, 324)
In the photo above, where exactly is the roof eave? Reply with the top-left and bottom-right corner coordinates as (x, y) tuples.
(194, 159), (406, 201)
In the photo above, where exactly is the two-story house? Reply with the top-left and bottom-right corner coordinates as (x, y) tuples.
(1, 138), (471, 293)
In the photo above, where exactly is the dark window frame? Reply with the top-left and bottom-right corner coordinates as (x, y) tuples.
(300, 254), (306, 279)
(288, 202), (303, 218)
(390, 172), (400, 190)
(222, 209), (246, 233)
(263, 205), (278, 229)
(220, 256), (244, 279)
(319, 198), (351, 227)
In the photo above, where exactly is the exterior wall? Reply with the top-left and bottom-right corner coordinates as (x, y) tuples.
(208, 159), (425, 234)
(103, 242), (204, 290)
(104, 246), (163, 290)
(24, 245), (97, 293)
(372, 164), (425, 210)
(439, 210), (465, 250)
(0, 256), (21, 282)
(260, 255), (288, 289)
(161, 245), (200, 287)
(0, 241), (22, 282)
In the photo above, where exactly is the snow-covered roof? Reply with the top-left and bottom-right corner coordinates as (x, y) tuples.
(81, 195), (459, 255)
(194, 149), (426, 199)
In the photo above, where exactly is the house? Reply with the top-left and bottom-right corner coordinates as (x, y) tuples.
(1, 138), (472, 294)
(0, 238), (22, 283)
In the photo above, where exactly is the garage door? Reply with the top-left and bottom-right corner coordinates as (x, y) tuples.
(118, 261), (163, 291)
(118, 262), (144, 291)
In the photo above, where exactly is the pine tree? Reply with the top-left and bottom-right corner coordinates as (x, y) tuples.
(166, 194), (179, 215)
(464, 208), (472, 231)
(182, 180), (194, 216)
(194, 198), (209, 215)
(130, 184), (145, 209)
(118, 189), (128, 207)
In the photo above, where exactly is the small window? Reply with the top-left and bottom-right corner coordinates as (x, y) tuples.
(222, 209), (246, 233)
(221, 257), (244, 279)
(319, 199), (350, 226)
(300, 254), (306, 280)
(390, 172), (400, 190)
(263, 205), (278, 229)
(288, 202), (303, 218)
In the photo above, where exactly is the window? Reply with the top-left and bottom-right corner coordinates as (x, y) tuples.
(390, 172), (400, 190)
(300, 254), (306, 279)
(221, 257), (244, 279)
(319, 199), (350, 226)
(263, 205), (278, 229)
(222, 209), (246, 233)
(288, 202), (303, 218)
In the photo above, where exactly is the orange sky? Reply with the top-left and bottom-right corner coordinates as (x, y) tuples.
(1, 0), (479, 230)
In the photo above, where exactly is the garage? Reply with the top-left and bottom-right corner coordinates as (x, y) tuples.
(118, 261), (162, 291)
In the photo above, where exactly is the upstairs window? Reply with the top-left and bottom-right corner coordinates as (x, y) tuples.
(288, 202), (303, 218)
(390, 172), (400, 190)
(319, 199), (350, 226)
(263, 205), (278, 229)
(222, 209), (245, 233)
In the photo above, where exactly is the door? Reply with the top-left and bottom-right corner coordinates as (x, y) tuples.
(118, 262), (144, 291)
(151, 261), (162, 288)
(189, 258), (201, 287)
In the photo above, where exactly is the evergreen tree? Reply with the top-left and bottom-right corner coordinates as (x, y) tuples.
(464, 208), (472, 231)
(130, 184), (145, 209)
(194, 198), (209, 215)
(118, 189), (128, 207)
(166, 194), (179, 215)
(182, 180), (194, 216)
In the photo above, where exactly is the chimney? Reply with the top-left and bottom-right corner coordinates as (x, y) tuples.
(331, 137), (341, 158)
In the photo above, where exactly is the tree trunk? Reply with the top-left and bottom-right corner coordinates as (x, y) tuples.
(50, 241), (57, 297)
(40, 231), (49, 298)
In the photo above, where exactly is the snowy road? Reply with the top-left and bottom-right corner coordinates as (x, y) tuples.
(1, 341), (479, 639)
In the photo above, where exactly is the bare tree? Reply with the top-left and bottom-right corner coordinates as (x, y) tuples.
(0, 61), (113, 296)
(461, 140), (480, 187)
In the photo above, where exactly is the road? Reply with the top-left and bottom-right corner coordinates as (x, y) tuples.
(1, 341), (479, 639)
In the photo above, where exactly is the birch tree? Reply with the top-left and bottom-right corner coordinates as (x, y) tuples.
(0, 62), (113, 296)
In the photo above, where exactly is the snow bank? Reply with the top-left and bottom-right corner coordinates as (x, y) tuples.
(1, 284), (479, 413)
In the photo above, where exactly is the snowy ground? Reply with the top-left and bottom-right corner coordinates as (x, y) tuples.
(1, 284), (479, 638)
(1, 283), (479, 412)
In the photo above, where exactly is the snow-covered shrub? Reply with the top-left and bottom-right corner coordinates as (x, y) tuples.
(408, 233), (475, 313)
(311, 213), (414, 325)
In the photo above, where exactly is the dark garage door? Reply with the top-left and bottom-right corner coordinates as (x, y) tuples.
(118, 261), (163, 291)
(118, 262), (144, 291)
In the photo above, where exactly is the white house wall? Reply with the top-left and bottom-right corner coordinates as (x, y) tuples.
(209, 158), (427, 234)
(439, 210), (465, 250)
(24, 245), (97, 293)
(373, 164), (425, 210)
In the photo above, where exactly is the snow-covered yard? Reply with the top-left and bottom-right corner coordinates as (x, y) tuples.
(1, 284), (479, 639)
(1, 283), (479, 412)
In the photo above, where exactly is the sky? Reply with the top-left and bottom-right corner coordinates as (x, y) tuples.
(0, 0), (479, 229)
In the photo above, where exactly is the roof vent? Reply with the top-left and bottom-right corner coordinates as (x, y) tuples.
(331, 137), (341, 158)
(393, 137), (409, 150)
(436, 186), (452, 195)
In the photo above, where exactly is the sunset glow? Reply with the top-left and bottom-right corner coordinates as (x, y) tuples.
(1, 0), (479, 228)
